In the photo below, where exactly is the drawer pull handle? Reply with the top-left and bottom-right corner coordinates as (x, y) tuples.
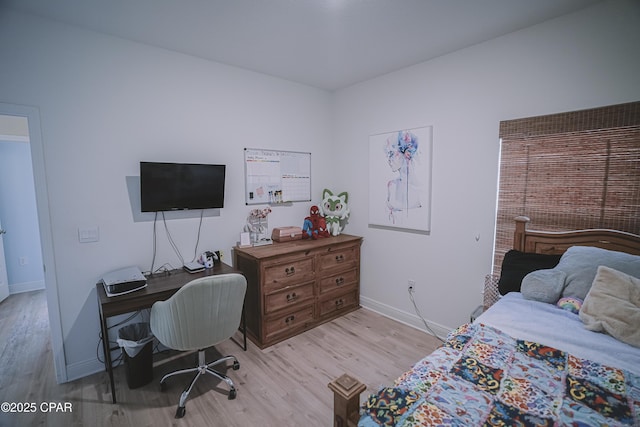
(335, 255), (344, 262)
(335, 277), (344, 286)
(286, 292), (297, 302)
(285, 315), (295, 324)
(335, 299), (344, 307)
(285, 266), (296, 276)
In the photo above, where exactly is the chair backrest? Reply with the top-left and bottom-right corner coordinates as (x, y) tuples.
(150, 273), (247, 351)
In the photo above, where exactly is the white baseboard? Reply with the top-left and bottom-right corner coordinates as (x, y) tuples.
(66, 343), (165, 383)
(65, 358), (106, 383)
(65, 345), (125, 382)
(9, 280), (45, 294)
(360, 295), (451, 341)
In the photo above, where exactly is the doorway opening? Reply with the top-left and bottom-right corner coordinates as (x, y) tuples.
(0, 114), (44, 299)
(0, 102), (66, 383)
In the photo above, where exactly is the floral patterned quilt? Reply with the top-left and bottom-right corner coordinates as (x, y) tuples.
(359, 322), (640, 426)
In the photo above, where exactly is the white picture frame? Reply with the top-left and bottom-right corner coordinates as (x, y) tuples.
(368, 126), (432, 233)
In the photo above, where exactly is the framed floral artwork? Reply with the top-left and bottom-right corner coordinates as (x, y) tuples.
(368, 126), (432, 233)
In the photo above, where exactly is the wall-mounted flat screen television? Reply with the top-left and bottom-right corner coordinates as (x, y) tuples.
(140, 162), (226, 212)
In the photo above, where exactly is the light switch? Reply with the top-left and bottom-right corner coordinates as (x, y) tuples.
(78, 226), (99, 243)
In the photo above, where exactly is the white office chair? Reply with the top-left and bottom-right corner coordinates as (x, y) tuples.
(150, 273), (247, 419)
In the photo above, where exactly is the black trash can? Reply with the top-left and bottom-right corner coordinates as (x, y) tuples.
(117, 322), (154, 389)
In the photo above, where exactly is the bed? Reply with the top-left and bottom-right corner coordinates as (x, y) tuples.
(330, 217), (640, 427)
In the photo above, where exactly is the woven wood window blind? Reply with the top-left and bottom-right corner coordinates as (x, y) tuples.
(493, 101), (640, 276)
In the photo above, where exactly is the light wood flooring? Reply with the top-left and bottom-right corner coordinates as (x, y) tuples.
(0, 290), (442, 427)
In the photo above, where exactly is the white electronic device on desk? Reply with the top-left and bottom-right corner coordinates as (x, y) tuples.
(100, 266), (147, 297)
(183, 261), (205, 273)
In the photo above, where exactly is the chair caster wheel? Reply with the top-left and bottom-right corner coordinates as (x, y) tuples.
(228, 388), (237, 400)
(232, 361), (240, 370)
(175, 406), (186, 418)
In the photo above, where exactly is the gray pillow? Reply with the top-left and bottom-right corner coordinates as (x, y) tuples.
(521, 269), (567, 303)
(557, 246), (640, 300)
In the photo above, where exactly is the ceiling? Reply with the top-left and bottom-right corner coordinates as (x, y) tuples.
(2, 0), (602, 91)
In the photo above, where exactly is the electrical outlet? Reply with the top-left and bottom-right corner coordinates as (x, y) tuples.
(408, 279), (416, 292)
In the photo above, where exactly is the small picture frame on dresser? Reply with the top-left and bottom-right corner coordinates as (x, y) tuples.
(239, 232), (251, 248)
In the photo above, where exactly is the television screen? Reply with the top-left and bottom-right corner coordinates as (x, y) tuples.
(140, 162), (226, 212)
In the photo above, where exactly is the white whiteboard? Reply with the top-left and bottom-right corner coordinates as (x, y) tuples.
(244, 148), (311, 205)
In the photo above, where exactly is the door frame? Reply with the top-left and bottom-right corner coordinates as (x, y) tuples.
(0, 102), (66, 383)
(0, 218), (9, 303)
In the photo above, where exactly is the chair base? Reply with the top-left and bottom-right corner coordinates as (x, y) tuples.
(160, 349), (240, 419)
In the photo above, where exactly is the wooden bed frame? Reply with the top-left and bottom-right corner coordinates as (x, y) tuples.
(513, 216), (640, 255)
(329, 216), (640, 427)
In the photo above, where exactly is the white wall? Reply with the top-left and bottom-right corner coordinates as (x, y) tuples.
(0, 10), (334, 380)
(0, 0), (638, 382)
(333, 0), (640, 334)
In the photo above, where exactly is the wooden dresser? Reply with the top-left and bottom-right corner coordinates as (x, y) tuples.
(233, 234), (362, 349)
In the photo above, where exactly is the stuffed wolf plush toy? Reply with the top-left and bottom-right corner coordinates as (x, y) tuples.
(319, 189), (350, 236)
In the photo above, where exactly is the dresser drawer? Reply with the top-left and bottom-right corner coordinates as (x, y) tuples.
(264, 282), (314, 314)
(319, 290), (358, 317)
(319, 245), (358, 273)
(264, 258), (315, 293)
(318, 269), (358, 295)
(264, 305), (315, 341)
